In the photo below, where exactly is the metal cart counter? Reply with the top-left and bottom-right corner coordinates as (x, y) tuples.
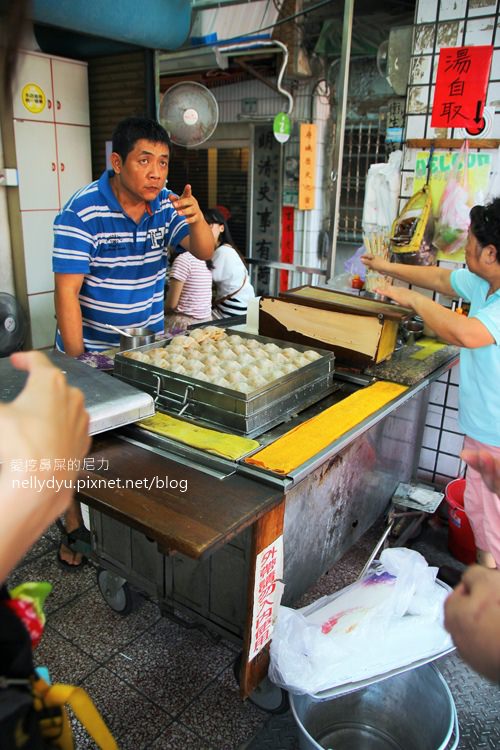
(77, 342), (458, 697)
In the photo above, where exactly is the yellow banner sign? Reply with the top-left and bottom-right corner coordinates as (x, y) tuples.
(299, 123), (316, 210)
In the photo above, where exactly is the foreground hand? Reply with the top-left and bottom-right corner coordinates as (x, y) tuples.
(444, 565), (500, 681)
(0, 352), (90, 507)
(361, 253), (390, 273)
(171, 184), (203, 224)
(373, 285), (417, 308)
(461, 448), (500, 496)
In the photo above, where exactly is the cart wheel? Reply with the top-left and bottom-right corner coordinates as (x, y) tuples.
(233, 654), (289, 714)
(97, 568), (135, 615)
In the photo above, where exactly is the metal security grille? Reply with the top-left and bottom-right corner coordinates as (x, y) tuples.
(338, 122), (386, 244)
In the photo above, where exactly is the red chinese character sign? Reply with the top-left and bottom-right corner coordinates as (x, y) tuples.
(432, 45), (493, 135)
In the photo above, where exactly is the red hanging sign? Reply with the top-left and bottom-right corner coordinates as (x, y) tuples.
(431, 45), (493, 134)
(280, 205), (294, 292)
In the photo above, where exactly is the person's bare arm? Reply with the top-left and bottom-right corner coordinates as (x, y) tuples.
(0, 352), (90, 581)
(374, 285), (495, 348)
(54, 273), (85, 356)
(444, 565), (500, 682)
(173, 184), (215, 260)
(165, 278), (184, 312)
(361, 254), (455, 296)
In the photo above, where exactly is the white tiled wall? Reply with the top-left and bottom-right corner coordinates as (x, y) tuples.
(404, 0), (500, 486)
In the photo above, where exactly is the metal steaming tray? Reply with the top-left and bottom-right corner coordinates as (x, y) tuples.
(113, 331), (335, 437)
(0, 351), (154, 435)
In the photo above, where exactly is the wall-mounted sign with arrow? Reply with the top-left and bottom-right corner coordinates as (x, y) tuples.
(431, 45), (493, 134)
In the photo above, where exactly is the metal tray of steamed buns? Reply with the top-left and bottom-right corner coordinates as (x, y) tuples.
(113, 329), (335, 437)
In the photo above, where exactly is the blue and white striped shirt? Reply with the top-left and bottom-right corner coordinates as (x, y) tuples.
(53, 170), (189, 351)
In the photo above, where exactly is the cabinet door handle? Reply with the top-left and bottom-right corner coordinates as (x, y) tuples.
(51, 162), (56, 171)
(47, 99), (52, 109)
(60, 163), (65, 171)
(56, 100), (61, 110)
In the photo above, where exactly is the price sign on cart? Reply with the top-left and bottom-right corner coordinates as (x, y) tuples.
(248, 536), (284, 661)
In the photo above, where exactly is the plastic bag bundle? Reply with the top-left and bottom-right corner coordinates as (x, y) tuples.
(268, 548), (453, 696)
(390, 186), (436, 266)
(362, 150), (402, 229)
(433, 142), (471, 255)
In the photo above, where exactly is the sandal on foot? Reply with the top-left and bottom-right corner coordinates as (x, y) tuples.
(56, 519), (91, 568)
(56, 548), (88, 571)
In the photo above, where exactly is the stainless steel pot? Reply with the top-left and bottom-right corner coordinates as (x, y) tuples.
(119, 327), (155, 350)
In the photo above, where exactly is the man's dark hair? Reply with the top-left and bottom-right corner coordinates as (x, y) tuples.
(112, 117), (171, 162)
(470, 198), (500, 262)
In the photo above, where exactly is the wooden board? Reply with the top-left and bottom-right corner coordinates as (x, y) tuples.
(259, 296), (401, 368)
(282, 285), (413, 320)
(77, 434), (283, 560)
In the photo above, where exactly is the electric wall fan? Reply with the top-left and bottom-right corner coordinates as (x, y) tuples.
(159, 81), (219, 147)
(0, 292), (27, 356)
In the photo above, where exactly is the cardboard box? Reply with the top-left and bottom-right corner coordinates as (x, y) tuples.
(259, 286), (413, 369)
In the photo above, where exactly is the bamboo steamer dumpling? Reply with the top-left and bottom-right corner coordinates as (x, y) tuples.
(304, 350), (322, 362)
(245, 338), (261, 350)
(227, 334), (244, 345)
(270, 352), (287, 365)
(184, 360), (204, 374)
(281, 347), (300, 359)
(218, 348), (238, 362)
(241, 364), (261, 379)
(295, 355), (310, 368)
(195, 371), (209, 382)
(248, 375), (267, 390)
(238, 352), (255, 366)
(201, 343), (218, 357)
(213, 376), (231, 388)
(170, 335), (195, 349)
(205, 365), (224, 380)
(238, 381), (253, 394)
(264, 342), (281, 354)
(170, 363), (187, 374)
(124, 351), (149, 362)
(231, 343), (250, 358)
(281, 361), (297, 374)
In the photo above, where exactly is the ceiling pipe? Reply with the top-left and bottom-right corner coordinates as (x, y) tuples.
(217, 40), (294, 114)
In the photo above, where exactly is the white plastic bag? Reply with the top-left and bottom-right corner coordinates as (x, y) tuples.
(362, 150), (402, 229)
(268, 548), (453, 696)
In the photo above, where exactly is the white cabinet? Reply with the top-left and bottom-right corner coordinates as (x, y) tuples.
(12, 51), (92, 348)
(51, 59), (90, 126)
(56, 124), (92, 206)
(12, 52), (89, 126)
(13, 120), (59, 210)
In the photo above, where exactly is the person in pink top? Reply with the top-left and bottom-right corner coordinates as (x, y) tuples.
(165, 248), (213, 334)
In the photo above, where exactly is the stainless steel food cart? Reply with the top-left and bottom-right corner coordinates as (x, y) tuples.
(74, 336), (459, 698)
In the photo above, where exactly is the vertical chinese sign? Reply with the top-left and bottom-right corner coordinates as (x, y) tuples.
(280, 205), (294, 292)
(252, 126), (282, 296)
(248, 536), (284, 662)
(299, 123), (316, 210)
(431, 46), (493, 135)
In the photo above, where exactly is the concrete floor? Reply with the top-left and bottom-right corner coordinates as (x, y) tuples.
(7, 514), (500, 749)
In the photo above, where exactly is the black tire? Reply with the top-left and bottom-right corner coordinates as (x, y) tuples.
(233, 653), (289, 714)
(97, 568), (135, 616)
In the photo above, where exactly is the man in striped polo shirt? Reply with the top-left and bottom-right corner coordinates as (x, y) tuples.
(52, 117), (214, 566)
(53, 116), (214, 355)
